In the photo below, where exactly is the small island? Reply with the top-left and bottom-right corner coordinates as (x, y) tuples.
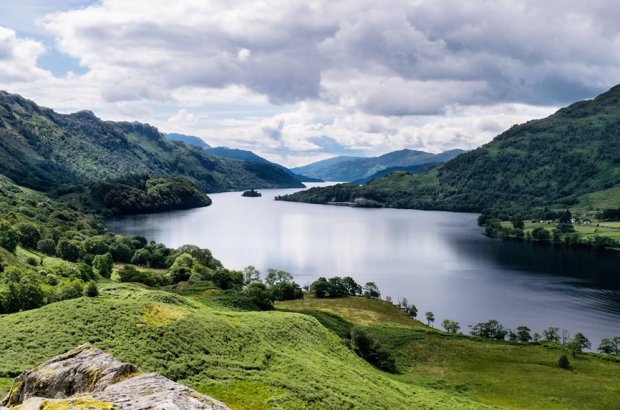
(242, 188), (262, 197)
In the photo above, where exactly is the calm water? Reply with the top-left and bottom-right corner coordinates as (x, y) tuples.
(107, 183), (620, 344)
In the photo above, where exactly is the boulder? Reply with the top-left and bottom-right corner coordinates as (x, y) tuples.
(2, 345), (229, 410)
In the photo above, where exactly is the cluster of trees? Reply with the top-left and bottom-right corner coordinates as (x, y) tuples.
(86, 174), (211, 216)
(349, 327), (396, 373)
(0, 264), (98, 314)
(241, 267), (303, 310)
(309, 276), (380, 299)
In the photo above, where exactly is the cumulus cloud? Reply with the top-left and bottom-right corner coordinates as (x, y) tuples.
(0, 26), (50, 82)
(1, 0), (619, 165)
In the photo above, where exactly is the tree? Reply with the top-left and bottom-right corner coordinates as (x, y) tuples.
(56, 239), (82, 262)
(559, 209), (572, 224)
(16, 222), (41, 249)
(543, 327), (560, 343)
(516, 326), (532, 343)
(243, 265), (261, 285)
(469, 320), (508, 340)
(0, 221), (18, 253)
(109, 242), (133, 263)
(350, 327), (396, 373)
(84, 281), (99, 297)
(442, 319), (460, 334)
(271, 281), (303, 301)
(167, 253), (194, 283)
(327, 277), (348, 297)
(265, 268), (293, 285)
(598, 338), (617, 354)
(569, 332), (591, 356)
(405, 304), (418, 319)
(342, 276), (362, 296)
(211, 269), (244, 290)
(362, 282), (380, 299)
(558, 354), (570, 369)
(511, 218), (525, 230)
(37, 239), (56, 256)
(531, 227), (551, 241)
(425, 311), (435, 327)
(243, 282), (274, 310)
(131, 248), (151, 266)
(92, 253), (114, 278)
(310, 277), (330, 298)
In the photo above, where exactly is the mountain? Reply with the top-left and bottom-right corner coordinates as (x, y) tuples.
(165, 133), (211, 149)
(163, 133), (323, 182)
(279, 85), (620, 215)
(291, 149), (465, 182)
(0, 91), (303, 193)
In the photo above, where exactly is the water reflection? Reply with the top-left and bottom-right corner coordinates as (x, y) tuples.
(107, 184), (620, 343)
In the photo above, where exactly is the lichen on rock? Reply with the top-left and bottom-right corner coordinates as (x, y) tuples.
(1, 345), (229, 410)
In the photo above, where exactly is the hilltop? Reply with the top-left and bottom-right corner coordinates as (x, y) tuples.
(0, 91), (303, 193)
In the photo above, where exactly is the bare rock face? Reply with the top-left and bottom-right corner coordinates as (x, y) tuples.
(1, 345), (229, 410)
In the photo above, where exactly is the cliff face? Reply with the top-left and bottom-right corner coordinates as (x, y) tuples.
(1, 345), (229, 410)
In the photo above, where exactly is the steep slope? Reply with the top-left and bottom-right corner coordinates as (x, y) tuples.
(281, 85), (620, 214)
(163, 132), (323, 182)
(165, 133), (211, 149)
(291, 149), (464, 182)
(0, 91), (303, 193)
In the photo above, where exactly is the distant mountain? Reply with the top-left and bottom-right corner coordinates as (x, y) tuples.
(164, 133), (323, 183)
(0, 91), (303, 193)
(279, 85), (620, 215)
(165, 133), (211, 149)
(291, 149), (465, 182)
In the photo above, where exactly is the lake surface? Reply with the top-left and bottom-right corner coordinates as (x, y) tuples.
(107, 183), (620, 344)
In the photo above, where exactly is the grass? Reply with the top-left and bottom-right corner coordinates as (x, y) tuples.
(500, 221), (620, 242)
(0, 283), (485, 409)
(579, 185), (620, 209)
(278, 295), (620, 410)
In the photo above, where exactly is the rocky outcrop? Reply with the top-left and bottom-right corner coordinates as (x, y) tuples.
(1, 345), (229, 410)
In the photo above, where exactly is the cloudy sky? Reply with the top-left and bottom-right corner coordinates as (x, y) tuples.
(1, 0), (619, 166)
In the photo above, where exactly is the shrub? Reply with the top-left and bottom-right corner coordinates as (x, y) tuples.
(350, 327), (396, 373)
(0, 220), (18, 253)
(558, 354), (570, 369)
(26, 256), (39, 266)
(16, 222), (41, 249)
(56, 239), (82, 262)
(243, 282), (274, 310)
(84, 281), (99, 297)
(37, 239), (56, 256)
(92, 253), (114, 278)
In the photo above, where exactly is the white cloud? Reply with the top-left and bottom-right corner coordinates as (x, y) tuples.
(1, 1), (619, 166)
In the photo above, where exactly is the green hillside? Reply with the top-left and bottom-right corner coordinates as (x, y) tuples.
(0, 91), (303, 193)
(291, 149), (464, 182)
(280, 85), (620, 214)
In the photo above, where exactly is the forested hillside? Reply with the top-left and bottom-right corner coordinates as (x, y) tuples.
(280, 85), (620, 215)
(0, 91), (303, 193)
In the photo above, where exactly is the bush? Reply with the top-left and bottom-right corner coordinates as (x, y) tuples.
(16, 222), (41, 249)
(558, 354), (570, 369)
(92, 253), (114, 278)
(56, 239), (82, 262)
(118, 265), (169, 287)
(272, 281), (304, 301)
(243, 282), (274, 310)
(37, 239), (56, 256)
(84, 281), (99, 297)
(0, 220), (18, 253)
(350, 327), (396, 373)
(26, 256), (39, 266)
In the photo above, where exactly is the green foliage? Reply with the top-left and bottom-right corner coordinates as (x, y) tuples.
(442, 319), (460, 334)
(36, 239), (56, 256)
(84, 281), (99, 297)
(55, 239), (82, 262)
(470, 319), (508, 341)
(569, 332), (592, 355)
(558, 354), (571, 369)
(243, 282), (275, 310)
(363, 282), (381, 299)
(349, 327), (397, 373)
(531, 227), (551, 241)
(86, 175), (212, 216)
(211, 269), (243, 290)
(516, 326), (532, 343)
(117, 265), (169, 287)
(0, 221), (18, 253)
(92, 253), (113, 278)
(264, 268), (293, 286)
(309, 276), (364, 299)
(15, 222), (41, 249)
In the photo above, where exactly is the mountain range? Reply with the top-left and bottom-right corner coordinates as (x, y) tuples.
(291, 149), (465, 182)
(0, 91), (303, 193)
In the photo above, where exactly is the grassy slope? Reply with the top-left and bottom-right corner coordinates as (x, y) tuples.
(0, 283), (485, 410)
(277, 296), (620, 410)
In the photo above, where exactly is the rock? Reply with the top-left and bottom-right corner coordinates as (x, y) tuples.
(2, 345), (229, 410)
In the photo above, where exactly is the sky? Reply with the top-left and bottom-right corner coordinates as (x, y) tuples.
(1, 0), (619, 167)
